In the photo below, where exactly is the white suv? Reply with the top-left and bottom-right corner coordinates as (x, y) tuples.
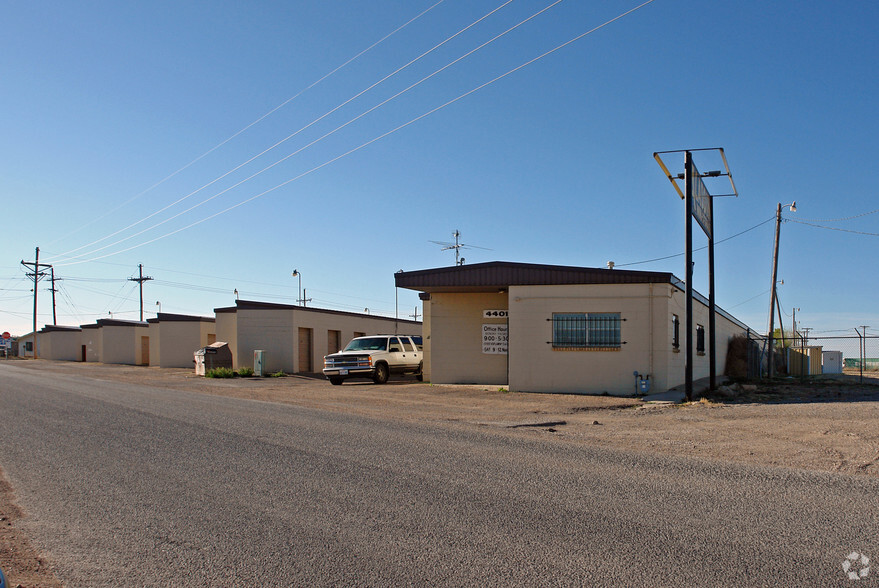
(323, 334), (423, 385)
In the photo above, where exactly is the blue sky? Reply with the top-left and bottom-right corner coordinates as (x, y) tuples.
(1, 0), (877, 338)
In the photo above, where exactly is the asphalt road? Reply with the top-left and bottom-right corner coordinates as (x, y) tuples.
(0, 362), (876, 586)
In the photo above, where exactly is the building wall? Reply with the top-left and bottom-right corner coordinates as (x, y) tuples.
(148, 322), (160, 366)
(508, 283), (659, 395)
(82, 328), (101, 362)
(294, 311), (422, 375)
(45, 330), (83, 361)
(100, 326), (137, 365)
(237, 307), (295, 373)
(233, 305), (423, 374)
(426, 291), (509, 385)
(215, 312), (238, 368)
(134, 325), (150, 366)
(18, 333), (35, 358)
(665, 286), (745, 390)
(158, 321), (212, 368)
(422, 283), (749, 395)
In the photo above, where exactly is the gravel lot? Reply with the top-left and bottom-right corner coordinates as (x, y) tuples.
(2, 358), (878, 586)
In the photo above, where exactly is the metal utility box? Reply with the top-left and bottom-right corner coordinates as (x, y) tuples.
(822, 350), (843, 374)
(194, 342), (233, 376)
(253, 349), (266, 377)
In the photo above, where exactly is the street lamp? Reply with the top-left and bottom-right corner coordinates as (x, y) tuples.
(767, 201), (796, 378)
(156, 301), (161, 314)
(291, 270), (302, 306)
(234, 289), (239, 301)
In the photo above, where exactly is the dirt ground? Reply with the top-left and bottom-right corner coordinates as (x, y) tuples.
(2, 359), (879, 586)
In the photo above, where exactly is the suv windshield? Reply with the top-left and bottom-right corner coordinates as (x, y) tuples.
(343, 337), (387, 352)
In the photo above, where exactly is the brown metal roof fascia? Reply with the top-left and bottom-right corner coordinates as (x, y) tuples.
(213, 306), (238, 314)
(235, 299), (299, 311)
(80, 323), (100, 330)
(40, 325), (82, 333)
(155, 312), (215, 323)
(233, 299), (420, 324)
(95, 319), (149, 328)
(395, 261), (676, 292)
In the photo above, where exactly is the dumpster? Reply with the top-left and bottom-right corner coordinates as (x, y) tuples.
(194, 342), (233, 376)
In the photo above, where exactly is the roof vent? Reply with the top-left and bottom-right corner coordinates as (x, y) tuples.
(606, 261), (615, 270)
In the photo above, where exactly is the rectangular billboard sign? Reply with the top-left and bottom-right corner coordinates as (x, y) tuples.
(689, 158), (713, 239)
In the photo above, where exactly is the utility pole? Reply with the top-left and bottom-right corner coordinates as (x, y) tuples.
(20, 247), (52, 359)
(128, 264), (153, 321)
(767, 202), (796, 378)
(410, 306), (420, 321)
(49, 267), (60, 325)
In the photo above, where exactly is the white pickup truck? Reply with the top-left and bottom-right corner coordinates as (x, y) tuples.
(323, 334), (423, 385)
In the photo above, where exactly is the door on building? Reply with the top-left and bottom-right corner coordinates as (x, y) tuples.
(298, 328), (313, 373)
(328, 330), (341, 355)
(141, 336), (150, 366)
(81, 345), (87, 362)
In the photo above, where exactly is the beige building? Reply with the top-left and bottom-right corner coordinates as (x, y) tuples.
(215, 300), (422, 374)
(146, 313), (216, 368)
(92, 319), (150, 365)
(396, 262), (750, 396)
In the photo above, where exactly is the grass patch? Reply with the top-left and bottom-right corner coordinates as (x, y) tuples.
(269, 370), (287, 378)
(206, 367), (234, 378)
(236, 367), (254, 377)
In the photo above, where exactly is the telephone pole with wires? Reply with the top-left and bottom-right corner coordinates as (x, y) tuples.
(20, 247), (52, 359)
(128, 264), (153, 321)
(49, 267), (61, 325)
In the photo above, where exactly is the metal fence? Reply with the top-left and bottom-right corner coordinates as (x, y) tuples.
(734, 330), (879, 381)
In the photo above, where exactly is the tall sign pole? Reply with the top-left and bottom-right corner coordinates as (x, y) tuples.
(655, 148), (737, 401)
(684, 152), (695, 400)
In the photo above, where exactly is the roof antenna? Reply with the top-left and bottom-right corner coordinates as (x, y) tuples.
(430, 230), (491, 266)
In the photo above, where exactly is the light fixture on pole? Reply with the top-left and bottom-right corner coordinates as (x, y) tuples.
(291, 270), (302, 306)
(234, 289), (239, 301)
(156, 301), (161, 314)
(767, 201), (796, 378)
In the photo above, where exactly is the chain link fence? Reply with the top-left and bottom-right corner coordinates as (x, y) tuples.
(726, 330), (879, 382)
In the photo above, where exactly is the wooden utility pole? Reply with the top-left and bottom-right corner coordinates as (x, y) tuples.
(20, 247), (52, 358)
(128, 264), (153, 321)
(49, 267), (60, 325)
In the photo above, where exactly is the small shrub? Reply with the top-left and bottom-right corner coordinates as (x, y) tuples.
(206, 367), (234, 378)
(237, 367), (254, 377)
(269, 370), (287, 378)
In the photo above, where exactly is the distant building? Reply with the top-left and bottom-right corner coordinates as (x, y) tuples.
(215, 300), (422, 373)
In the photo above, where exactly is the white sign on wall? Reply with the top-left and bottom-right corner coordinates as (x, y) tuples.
(482, 324), (508, 354)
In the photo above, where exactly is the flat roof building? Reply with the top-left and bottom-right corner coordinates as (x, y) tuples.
(396, 261), (750, 396)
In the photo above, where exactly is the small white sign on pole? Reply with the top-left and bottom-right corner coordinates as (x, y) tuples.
(482, 324), (508, 354)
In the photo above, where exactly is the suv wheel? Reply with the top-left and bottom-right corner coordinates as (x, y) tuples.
(415, 361), (423, 382)
(373, 363), (389, 384)
(329, 377), (344, 386)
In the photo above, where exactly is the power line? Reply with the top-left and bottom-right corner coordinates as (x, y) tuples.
(616, 216), (775, 268)
(45, 1), (445, 256)
(48, 0), (522, 266)
(785, 218), (879, 237)
(52, 0), (658, 266)
(794, 208), (879, 223)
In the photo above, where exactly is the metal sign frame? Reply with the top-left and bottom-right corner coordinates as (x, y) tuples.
(653, 148), (738, 400)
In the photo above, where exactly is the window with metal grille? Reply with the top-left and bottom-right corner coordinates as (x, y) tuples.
(552, 313), (621, 350)
(696, 324), (705, 355)
(672, 314), (680, 350)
